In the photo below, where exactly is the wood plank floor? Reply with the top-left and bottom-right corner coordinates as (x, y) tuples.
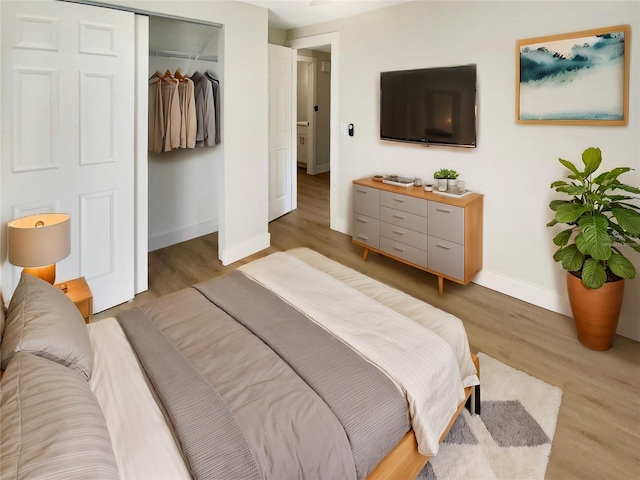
(97, 168), (640, 479)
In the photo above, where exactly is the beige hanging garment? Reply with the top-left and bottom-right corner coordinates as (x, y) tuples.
(176, 70), (196, 148)
(161, 71), (181, 152)
(148, 72), (165, 153)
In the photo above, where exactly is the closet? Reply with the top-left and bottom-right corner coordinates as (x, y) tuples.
(148, 16), (222, 251)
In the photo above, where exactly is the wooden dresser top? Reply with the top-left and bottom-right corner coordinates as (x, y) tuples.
(353, 177), (483, 208)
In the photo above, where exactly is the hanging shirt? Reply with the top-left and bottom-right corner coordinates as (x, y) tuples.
(191, 71), (216, 147)
(148, 79), (165, 153)
(205, 72), (221, 145)
(161, 79), (181, 152)
(178, 78), (197, 148)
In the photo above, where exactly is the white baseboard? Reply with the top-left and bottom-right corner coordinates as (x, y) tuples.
(473, 270), (639, 342)
(220, 232), (271, 266)
(148, 220), (218, 252)
(473, 270), (572, 317)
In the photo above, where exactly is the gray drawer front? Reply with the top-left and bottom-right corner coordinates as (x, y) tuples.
(428, 201), (464, 244)
(353, 214), (379, 249)
(380, 190), (427, 217)
(428, 236), (464, 280)
(380, 237), (428, 268)
(380, 221), (428, 250)
(380, 206), (428, 234)
(353, 185), (379, 218)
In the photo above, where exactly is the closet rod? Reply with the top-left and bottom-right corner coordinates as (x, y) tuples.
(149, 49), (218, 63)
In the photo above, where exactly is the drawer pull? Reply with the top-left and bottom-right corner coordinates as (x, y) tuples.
(392, 230), (405, 235)
(436, 244), (451, 250)
(356, 189), (368, 194)
(392, 198), (405, 203)
(436, 208), (451, 214)
(356, 218), (368, 224)
(392, 214), (406, 219)
(357, 234), (369, 240)
(393, 246), (406, 252)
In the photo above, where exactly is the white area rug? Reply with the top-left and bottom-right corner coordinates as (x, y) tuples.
(418, 353), (563, 480)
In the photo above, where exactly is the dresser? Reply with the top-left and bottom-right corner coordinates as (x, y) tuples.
(352, 178), (483, 295)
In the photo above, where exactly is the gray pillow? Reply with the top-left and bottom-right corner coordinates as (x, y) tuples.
(0, 272), (93, 379)
(1, 352), (119, 479)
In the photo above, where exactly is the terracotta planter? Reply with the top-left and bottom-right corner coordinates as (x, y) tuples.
(566, 272), (625, 351)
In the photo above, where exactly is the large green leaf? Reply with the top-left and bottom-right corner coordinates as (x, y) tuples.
(556, 244), (585, 271)
(575, 233), (588, 254)
(555, 203), (590, 223)
(614, 183), (640, 195)
(553, 228), (573, 246)
(577, 214), (612, 260)
(612, 208), (640, 235)
(581, 147), (602, 177)
(549, 199), (566, 211)
(565, 184), (588, 196)
(559, 158), (581, 177)
(608, 253), (637, 279)
(581, 258), (607, 289)
(550, 180), (568, 188)
(594, 167), (631, 187)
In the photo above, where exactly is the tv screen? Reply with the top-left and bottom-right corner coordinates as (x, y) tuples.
(380, 64), (477, 148)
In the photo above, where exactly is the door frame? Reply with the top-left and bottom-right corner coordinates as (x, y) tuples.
(287, 32), (340, 232)
(296, 55), (316, 175)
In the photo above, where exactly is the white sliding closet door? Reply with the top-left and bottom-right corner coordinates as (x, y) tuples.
(1, 0), (135, 312)
(268, 44), (294, 222)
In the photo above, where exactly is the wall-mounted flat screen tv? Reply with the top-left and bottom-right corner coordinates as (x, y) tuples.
(380, 64), (477, 148)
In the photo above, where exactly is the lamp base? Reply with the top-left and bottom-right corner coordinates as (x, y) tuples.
(23, 264), (56, 284)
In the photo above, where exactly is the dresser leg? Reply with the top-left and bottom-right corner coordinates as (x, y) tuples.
(363, 248), (369, 261)
(438, 276), (444, 296)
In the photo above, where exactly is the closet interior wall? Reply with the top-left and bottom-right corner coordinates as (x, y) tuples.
(148, 16), (222, 252)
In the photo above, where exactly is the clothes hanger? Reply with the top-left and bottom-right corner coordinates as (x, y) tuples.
(174, 69), (189, 83)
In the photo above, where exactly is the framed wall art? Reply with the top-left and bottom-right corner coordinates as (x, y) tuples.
(516, 25), (630, 125)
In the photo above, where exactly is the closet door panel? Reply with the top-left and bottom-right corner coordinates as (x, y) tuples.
(1, 0), (135, 313)
(80, 72), (115, 164)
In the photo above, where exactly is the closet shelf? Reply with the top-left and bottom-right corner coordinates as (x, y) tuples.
(150, 49), (218, 63)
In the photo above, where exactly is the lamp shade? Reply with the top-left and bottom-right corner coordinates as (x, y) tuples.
(8, 213), (71, 268)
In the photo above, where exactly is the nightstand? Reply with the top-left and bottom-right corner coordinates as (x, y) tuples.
(56, 277), (93, 323)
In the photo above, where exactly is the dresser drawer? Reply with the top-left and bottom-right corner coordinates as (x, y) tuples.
(380, 191), (427, 217)
(428, 236), (464, 280)
(380, 206), (428, 234)
(380, 237), (428, 268)
(428, 201), (464, 244)
(380, 221), (428, 250)
(353, 214), (379, 249)
(353, 185), (379, 218)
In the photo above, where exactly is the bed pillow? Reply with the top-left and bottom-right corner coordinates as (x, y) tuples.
(0, 352), (119, 479)
(0, 272), (93, 379)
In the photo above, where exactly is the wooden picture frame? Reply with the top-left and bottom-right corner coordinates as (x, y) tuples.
(516, 25), (630, 125)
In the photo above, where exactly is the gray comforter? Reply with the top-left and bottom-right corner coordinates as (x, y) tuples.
(117, 271), (409, 480)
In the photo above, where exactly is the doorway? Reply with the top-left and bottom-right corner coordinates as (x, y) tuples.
(288, 33), (341, 232)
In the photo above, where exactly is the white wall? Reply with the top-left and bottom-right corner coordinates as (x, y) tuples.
(110, 0), (270, 264)
(288, 1), (640, 340)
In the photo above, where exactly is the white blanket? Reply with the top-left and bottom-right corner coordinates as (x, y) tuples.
(239, 251), (466, 456)
(287, 247), (479, 388)
(87, 318), (191, 480)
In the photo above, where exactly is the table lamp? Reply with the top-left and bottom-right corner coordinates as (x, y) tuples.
(8, 213), (71, 284)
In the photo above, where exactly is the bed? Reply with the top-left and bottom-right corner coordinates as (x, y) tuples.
(0, 247), (479, 480)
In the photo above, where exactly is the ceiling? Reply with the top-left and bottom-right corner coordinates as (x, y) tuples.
(240, 0), (411, 30)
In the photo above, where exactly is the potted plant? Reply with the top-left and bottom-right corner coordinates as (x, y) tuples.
(548, 146), (640, 350)
(434, 169), (459, 191)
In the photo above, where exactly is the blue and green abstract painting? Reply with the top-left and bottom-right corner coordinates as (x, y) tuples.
(519, 31), (625, 121)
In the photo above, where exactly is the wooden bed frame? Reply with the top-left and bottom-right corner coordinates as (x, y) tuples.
(367, 354), (480, 480)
